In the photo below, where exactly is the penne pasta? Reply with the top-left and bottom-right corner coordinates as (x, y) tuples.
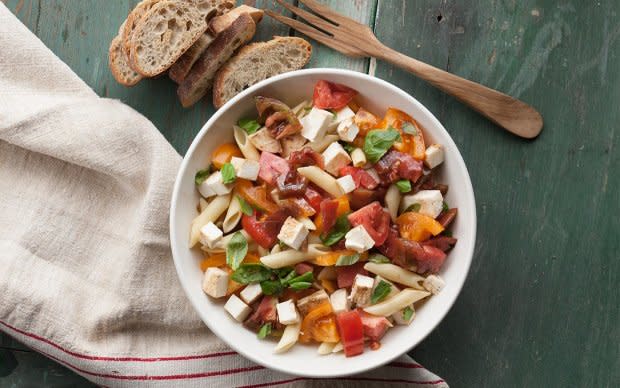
(384, 184), (401, 222)
(257, 245), (269, 257)
(198, 197), (209, 213)
(233, 125), (260, 161)
(363, 288), (430, 317)
(297, 166), (343, 198)
(274, 323), (301, 354)
(331, 342), (343, 353)
(261, 250), (315, 268)
(222, 195), (242, 233)
(351, 148), (367, 167)
(270, 244), (282, 254)
(309, 134), (339, 153)
(190, 194), (231, 247)
(317, 342), (336, 355)
(292, 100), (311, 116)
(307, 243), (331, 257)
(364, 262), (426, 290)
(307, 233), (322, 245)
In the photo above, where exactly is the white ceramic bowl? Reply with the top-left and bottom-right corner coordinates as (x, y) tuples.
(170, 68), (476, 378)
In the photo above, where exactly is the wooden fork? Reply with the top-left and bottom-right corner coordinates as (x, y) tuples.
(267, 0), (543, 139)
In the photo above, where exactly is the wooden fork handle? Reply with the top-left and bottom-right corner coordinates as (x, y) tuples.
(376, 46), (543, 138)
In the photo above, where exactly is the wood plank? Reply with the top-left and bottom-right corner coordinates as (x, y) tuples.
(374, 1), (619, 387)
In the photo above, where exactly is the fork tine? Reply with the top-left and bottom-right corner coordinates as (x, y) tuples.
(274, 0), (339, 35)
(265, 10), (361, 57)
(297, 0), (351, 25)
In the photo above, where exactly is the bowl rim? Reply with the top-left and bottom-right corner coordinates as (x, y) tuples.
(170, 68), (477, 378)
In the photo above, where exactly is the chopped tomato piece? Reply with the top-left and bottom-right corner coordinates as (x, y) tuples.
(314, 196), (349, 233)
(313, 249), (357, 266)
(288, 147), (324, 169)
(437, 208), (458, 228)
(241, 209), (291, 249)
(319, 199), (339, 233)
(199, 254), (226, 271)
(378, 226), (448, 274)
(358, 310), (392, 341)
(313, 80), (358, 110)
(416, 245), (447, 273)
(245, 296), (278, 331)
(295, 262), (314, 275)
(339, 166), (378, 189)
(258, 151), (289, 186)
(348, 187), (387, 211)
(211, 143), (242, 169)
(303, 186), (324, 213)
(336, 311), (365, 357)
(396, 212), (444, 242)
(424, 236), (458, 252)
(379, 107), (425, 160)
(320, 279), (337, 294)
(300, 301), (340, 343)
(374, 150), (423, 184)
(353, 108), (380, 135)
(236, 180), (279, 214)
(336, 262), (368, 288)
(347, 202), (391, 246)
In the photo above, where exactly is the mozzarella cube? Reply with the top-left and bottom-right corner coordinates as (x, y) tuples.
(240, 283), (263, 304)
(277, 300), (301, 325)
(333, 106), (356, 124)
(230, 157), (260, 181)
(350, 148), (367, 167)
(202, 267), (229, 298)
(205, 171), (233, 195)
(336, 175), (356, 194)
(392, 305), (416, 325)
(424, 144), (444, 169)
(329, 289), (350, 314)
(277, 217), (309, 250)
(336, 118), (360, 142)
(199, 222), (223, 248)
(423, 274), (445, 295)
(224, 294), (252, 322)
(400, 190), (444, 218)
(198, 180), (215, 198)
(249, 127), (282, 153)
(322, 142), (352, 176)
(345, 225), (375, 253)
(349, 274), (374, 307)
(301, 107), (332, 142)
(297, 289), (329, 316)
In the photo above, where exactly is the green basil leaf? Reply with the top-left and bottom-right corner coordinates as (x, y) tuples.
(320, 214), (351, 246)
(221, 163), (236, 184)
(226, 231), (248, 270)
(231, 264), (272, 284)
(257, 323), (272, 339)
(335, 253), (360, 267)
(278, 240), (289, 250)
(395, 179), (412, 193)
(194, 167), (211, 185)
(280, 268), (298, 284)
(238, 118), (260, 135)
(236, 196), (254, 216)
(368, 253), (391, 264)
(402, 121), (418, 135)
(371, 280), (392, 304)
(363, 128), (401, 163)
(404, 203), (421, 213)
(288, 271), (313, 285)
(442, 201), (449, 212)
(260, 280), (284, 295)
(289, 281), (312, 290)
(402, 306), (414, 321)
(341, 142), (355, 154)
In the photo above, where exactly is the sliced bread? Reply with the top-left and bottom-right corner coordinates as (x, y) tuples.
(177, 13), (256, 107)
(212, 37), (312, 108)
(129, 0), (219, 77)
(121, 0), (161, 59)
(209, 5), (264, 35)
(168, 33), (215, 83)
(109, 35), (143, 86)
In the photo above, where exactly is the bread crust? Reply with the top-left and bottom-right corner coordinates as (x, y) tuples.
(109, 36), (143, 86)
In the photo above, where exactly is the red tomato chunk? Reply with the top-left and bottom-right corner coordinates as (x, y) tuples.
(313, 80), (358, 110)
(336, 262), (368, 288)
(359, 310), (392, 342)
(241, 209), (291, 249)
(258, 151), (289, 185)
(336, 310), (365, 357)
(339, 166), (379, 190)
(347, 202), (391, 246)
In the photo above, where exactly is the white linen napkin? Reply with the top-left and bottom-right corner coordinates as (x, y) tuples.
(0, 4), (447, 387)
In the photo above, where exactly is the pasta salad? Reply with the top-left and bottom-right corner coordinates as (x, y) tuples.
(191, 80), (457, 357)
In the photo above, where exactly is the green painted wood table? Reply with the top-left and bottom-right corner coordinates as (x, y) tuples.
(1, 1), (618, 387)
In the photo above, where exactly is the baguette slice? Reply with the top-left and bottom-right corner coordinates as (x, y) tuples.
(169, 33), (215, 83)
(129, 0), (219, 77)
(109, 36), (143, 86)
(212, 37), (312, 108)
(209, 5), (264, 35)
(177, 13), (256, 107)
(121, 0), (161, 59)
